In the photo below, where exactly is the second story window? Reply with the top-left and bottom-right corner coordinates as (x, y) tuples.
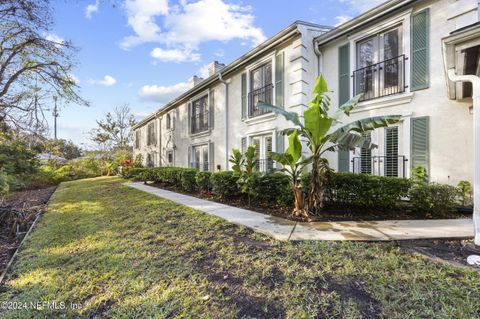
(166, 113), (172, 130)
(248, 62), (273, 117)
(146, 122), (156, 146)
(135, 130), (141, 149)
(353, 27), (406, 101)
(190, 95), (209, 134)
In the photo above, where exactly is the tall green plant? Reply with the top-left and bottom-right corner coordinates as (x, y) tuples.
(260, 75), (401, 216)
(229, 145), (258, 206)
(270, 129), (312, 217)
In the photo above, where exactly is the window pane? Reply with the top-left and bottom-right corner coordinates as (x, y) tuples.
(251, 68), (262, 90)
(264, 63), (272, 85)
(383, 29), (399, 60)
(357, 38), (374, 67)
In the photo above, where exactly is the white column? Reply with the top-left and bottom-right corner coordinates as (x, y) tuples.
(447, 69), (480, 245)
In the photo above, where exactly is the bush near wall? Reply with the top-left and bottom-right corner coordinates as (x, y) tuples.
(133, 167), (460, 215)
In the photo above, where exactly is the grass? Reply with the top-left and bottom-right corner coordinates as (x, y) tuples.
(0, 177), (479, 318)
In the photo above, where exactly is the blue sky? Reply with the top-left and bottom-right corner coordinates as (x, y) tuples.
(47, 0), (383, 147)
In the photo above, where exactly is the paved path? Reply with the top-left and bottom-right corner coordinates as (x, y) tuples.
(126, 182), (474, 242)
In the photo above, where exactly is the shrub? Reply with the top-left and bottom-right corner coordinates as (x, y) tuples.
(301, 172), (411, 210)
(252, 172), (293, 207)
(458, 180), (472, 207)
(0, 171), (9, 196)
(210, 171), (240, 200)
(181, 169), (198, 192)
(409, 183), (459, 215)
(195, 171), (212, 192)
(124, 167), (147, 179)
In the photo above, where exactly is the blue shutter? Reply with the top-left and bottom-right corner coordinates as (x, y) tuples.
(411, 8), (430, 91)
(338, 44), (350, 105)
(275, 52), (284, 108)
(209, 142), (215, 172)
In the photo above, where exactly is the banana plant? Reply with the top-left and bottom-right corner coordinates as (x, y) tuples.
(270, 129), (312, 218)
(260, 75), (401, 216)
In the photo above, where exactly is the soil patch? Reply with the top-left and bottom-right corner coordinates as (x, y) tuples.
(396, 239), (480, 271)
(0, 186), (56, 272)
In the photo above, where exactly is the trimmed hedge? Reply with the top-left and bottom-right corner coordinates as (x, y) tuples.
(130, 167), (459, 214)
(302, 172), (411, 210)
(123, 167), (148, 179)
(210, 171), (240, 199)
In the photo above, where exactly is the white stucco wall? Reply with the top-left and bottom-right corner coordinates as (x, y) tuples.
(318, 0), (476, 185)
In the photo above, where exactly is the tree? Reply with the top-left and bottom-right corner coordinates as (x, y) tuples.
(260, 75), (401, 217)
(0, 0), (88, 131)
(229, 145), (258, 206)
(90, 105), (137, 151)
(42, 139), (82, 160)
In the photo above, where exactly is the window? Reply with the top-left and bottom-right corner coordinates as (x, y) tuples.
(166, 150), (173, 166)
(248, 62), (273, 117)
(191, 144), (209, 171)
(166, 113), (172, 130)
(190, 95), (209, 134)
(385, 127), (399, 177)
(147, 122), (156, 146)
(135, 130), (141, 149)
(251, 134), (273, 172)
(360, 132), (372, 174)
(353, 27), (406, 101)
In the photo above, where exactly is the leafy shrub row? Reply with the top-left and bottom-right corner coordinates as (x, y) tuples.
(133, 167), (462, 214)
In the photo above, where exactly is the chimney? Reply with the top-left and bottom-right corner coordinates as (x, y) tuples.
(189, 75), (203, 88)
(207, 61), (226, 77)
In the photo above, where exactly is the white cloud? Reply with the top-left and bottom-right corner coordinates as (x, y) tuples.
(69, 74), (80, 84)
(121, 0), (169, 48)
(138, 81), (190, 103)
(150, 47), (200, 62)
(339, 0), (385, 14)
(197, 64), (210, 78)
(89, 75), (117, 86)
(214, 49), (225, 57)
(335, 15), (352, 26)
(44, 33), (65, 44)
(121, 0), (265, 62)
(85, 0), (99, 19)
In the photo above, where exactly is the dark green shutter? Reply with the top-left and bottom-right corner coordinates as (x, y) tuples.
(275, 52), (284, 108)
(338, 151), (350, 172)
(209, 142), (215, 171)
(411, 116), (429, 173)
(411, 8), (430, 91)
(241, 73), (247, 119)
(187, 102), (192, 134)
(241, 137), (247, 153)
(338, 44), (350, 105)
(276, 131), (284, 153)
(209, 90), (214, 128)
(188, 146), (192, 168)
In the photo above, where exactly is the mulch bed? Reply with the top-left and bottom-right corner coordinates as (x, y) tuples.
(0, 186), (56, 273)
(146, 182), (470, 222)
(396, 239), (480, 271)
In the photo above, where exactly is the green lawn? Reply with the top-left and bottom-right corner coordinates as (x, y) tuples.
(1, 177), (479, 318)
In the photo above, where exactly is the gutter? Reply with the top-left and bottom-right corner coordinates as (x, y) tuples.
(133, 23), (306, 130)
(447, 69), (480, 246)
(313, 0), (417, 47)
(218, 73), (229, 170)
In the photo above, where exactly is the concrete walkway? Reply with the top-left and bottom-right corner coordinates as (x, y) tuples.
(126, 182), (474, 242)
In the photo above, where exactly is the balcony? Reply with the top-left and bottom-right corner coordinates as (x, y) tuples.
(255, 158), (274, 172)
(190, 110), (209, 134)
(248, 84), (273, 118)
(353, 55), (407, 102)
(190, 162), (210, 172)
(351, 155), (408, 178)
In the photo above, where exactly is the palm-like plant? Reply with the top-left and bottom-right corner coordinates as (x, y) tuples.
(260, 75), (401, 217)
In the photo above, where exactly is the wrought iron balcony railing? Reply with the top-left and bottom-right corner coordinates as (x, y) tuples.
(255, 158), (274, 173)
(353, 55), (407, 101)
(351, 155), (408, 178)
(248, 84), (273, 118)
(190, 162), (210, 172)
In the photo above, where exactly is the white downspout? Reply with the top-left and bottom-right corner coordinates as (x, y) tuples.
(313, 40), (323, 76)
(447, 68), (480, 246)
(218, 73), (229, 170)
